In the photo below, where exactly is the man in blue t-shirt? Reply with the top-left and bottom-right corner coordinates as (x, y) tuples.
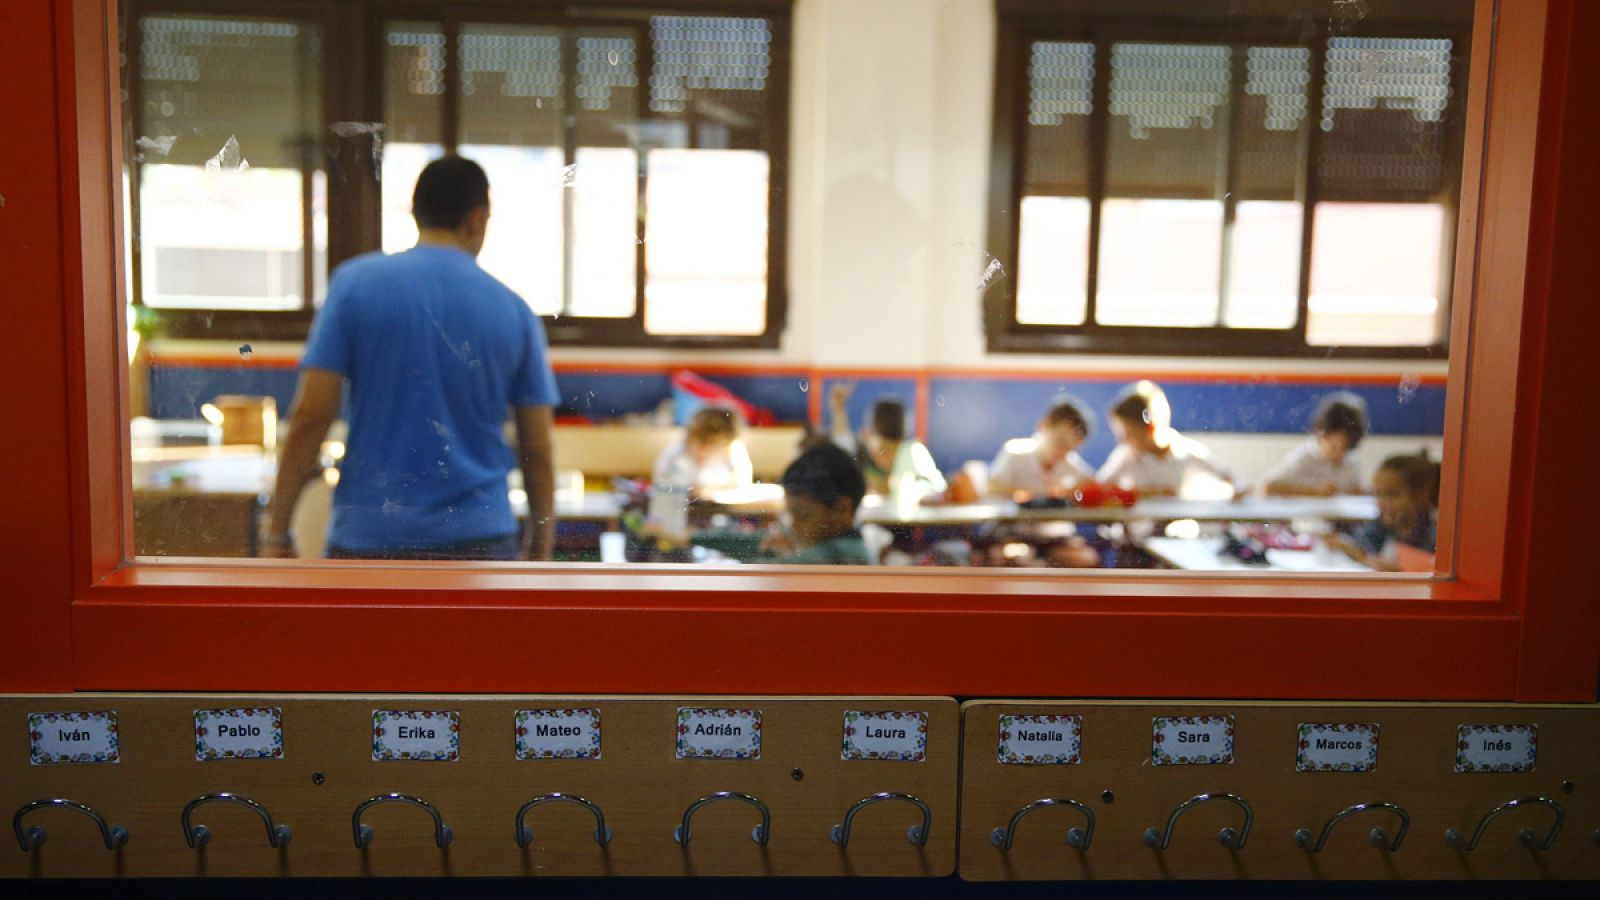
(265, 156), (560, 560)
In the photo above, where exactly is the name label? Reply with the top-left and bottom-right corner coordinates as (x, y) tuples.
(998, 714), (1083, 765)
(1152, 715), (1235, 766)
(372, 710), (459, 761)
(1296, 723), (1378, 772)
(516, 708), (601, 760)
(841, 711), (928, 762)
(28, 711), (119, 765)
(676, 707), (762, 760)
(195, 707), (284, 761)
(1456, 724), (1538, 773)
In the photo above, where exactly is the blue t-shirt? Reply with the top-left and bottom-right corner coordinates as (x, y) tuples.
(301, 245), (560, 553)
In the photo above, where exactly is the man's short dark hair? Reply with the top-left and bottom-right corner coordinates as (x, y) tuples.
(412, 156), (490, 230)
(1311, 392), (1369, 448)
(869, 398), (907, 443)
(782, 443), (866, 511)
(1044, 396), (1093, 440)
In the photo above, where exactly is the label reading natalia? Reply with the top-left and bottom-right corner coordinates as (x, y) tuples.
(841, 711), (928, 761)
(1151, 715), (1235, 765)
(28, 711), (119, 765)
(372, 710), (460, 761)
(516, 708), (601, 760)
(998, 714), (1083, 765)
(1455, 724), (1537, 773)
(1296, 723), (1378, 772)
(195, 707), (284, 761)
(676, 708), (761, 760)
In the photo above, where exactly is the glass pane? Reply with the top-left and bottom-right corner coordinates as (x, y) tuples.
(570, 147), (639, 318)
(461, 143), (566, 316)
(644, 149), (769, 336)
(1096, 199), (1224, 327)
(1308, 202), (1446, 346)
(1016, 197), (1091, 325)
(1223, 201), (1302, 329)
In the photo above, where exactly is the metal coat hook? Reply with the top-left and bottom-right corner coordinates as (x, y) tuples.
(1445, 796), (1564, 851)
(831, 792), (932, 848)
(991, 797), (1095, 852)
(1295, 801), (1409, 853)
(352, 793), (453, 849)
(673, 792), (770, 848)
(182, 792), (291, 849)
(514, 793), (612, 848)
(1144, 792), (1254, 851)
(13, 799), (128, 851)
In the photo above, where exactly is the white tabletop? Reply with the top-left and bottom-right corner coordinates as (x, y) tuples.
(1143, 537), (1373, 573)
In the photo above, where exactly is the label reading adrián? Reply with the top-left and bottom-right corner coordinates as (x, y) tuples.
(371, 710), (460, 761)
(1151, 715), (1234, 765)
(998, 714), (1083, 765)
(195, 707), (284, 761)
(516, 708), (601, 760)
(1455, 724), (1537, 773)
(675, 708), (761, 760)
(1296, 723), (1378, 772)
(841, 711), (928, 761)
(28, 711), (119, 765)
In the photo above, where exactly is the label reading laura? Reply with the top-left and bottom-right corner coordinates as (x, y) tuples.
(372, 710), (460, 762)
(841, 711), (928, 762)
(28, 711), (119, 765)
(676, 707), (761, 760)
(998, 714), (1083, 765)
(1152, 715), (1234, 765)
(516, 708), (601, 760)
(195, 707), (284, 761)
(1296, 723), (1378, 772)
(1455, 724), (1537, 773)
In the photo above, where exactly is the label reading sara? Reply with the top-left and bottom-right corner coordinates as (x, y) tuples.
(1152, 715), (1234, 766)
(1456, 724), (1538, 773)
(1296, 723), (1378, 772)
(195, 707), (284, 761)
(372, 710), (459, 762)
(841, 711), (928, 761)
(998, 714), (1083, 765)
(516, 708), (601, 760)
(676, 708), (761, 760)
(28, 711), (119, 765)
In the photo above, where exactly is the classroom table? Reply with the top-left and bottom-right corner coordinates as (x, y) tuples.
(856, 494), (1378, 527)
(1142, 536), (1374, 572)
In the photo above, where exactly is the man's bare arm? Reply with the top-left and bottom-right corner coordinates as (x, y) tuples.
(515, 405), (556, 561)
(264, 369), (342, 556)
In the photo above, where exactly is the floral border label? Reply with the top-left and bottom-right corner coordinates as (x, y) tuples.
(28, 711), (119, 765)
(998, 714), (1083, 765)
(1296, 723), (1378, 773)
(195, 707), (284, 761)
(1151, 715), (1234, 766)
(516, 708), (601, 760)
(372, 710), (460, 762)
(676, 708), (761, 760)
(841, 710), (928, 762)
(1455, 723), (1537, 773)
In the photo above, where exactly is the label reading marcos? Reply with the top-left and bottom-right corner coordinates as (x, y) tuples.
(1296, 723), (1378, 772)
(372, 710), (460, 761)
(998, 714), (1083, 765)
(1152, 715), (1235, 766)
(195, 707), (284, 761)
(28, 711), (119, 765)
(1455, 724), (1537, 773)
(676, 708), (762, 760)
(841, 710), (928, 761)
(516, 708), (601, 760)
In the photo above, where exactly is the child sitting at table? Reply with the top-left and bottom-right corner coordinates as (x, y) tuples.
(1263, 392), (1368, 497)
(1096, 380), (1236, 498)
(770, 442), (874, 565)
(652, 405), (754, 499)
(1329, 452), (1438, 571)
(987, 396), (1097, 500)
(828, 383), (946, 500)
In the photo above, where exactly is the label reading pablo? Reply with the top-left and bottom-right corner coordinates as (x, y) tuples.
(1151, 715), (1234, 765)
(998, 714), (1083, 765)
(28, 711), (119, 765)
(372, 710), (460, 761)
(1455, 724), (1537, 773)
(195, 707), (284, 761)
(515, 708), (601, 760)
(841, 710), (928, 761)
(676, 707), (761, 760)
(1296, 723), (1378, 772)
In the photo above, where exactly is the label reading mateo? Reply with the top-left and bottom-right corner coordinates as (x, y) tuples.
(28, 711), (119, 765)
(515, 708), (601, 760)
(841, 711), (928, 762)
(675, 708), (761, 760)
(998, 714), (1083, 765)
(371, 710), (460, 762)
(195, 707), (284, 761)
(1456, 724), (1538, 773)
(1296, 723), (1378, 772)
(1151, 715), (1235, 765)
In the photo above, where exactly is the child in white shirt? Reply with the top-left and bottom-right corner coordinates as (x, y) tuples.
(988, 396), (1097, 500)
(1263, 392), (1367, 496)
(1096, 381), (1235, 498)
(653, 406), (754, 498)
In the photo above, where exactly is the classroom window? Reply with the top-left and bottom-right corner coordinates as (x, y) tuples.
(989, 6), (1470, 357)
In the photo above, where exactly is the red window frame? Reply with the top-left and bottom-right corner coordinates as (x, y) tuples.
(2, 0), (1596, 701)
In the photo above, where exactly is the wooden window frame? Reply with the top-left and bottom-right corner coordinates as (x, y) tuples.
(123, 0), (792, 349)
(985, 3), (1472, 359)
(2, 0), (1597, 704)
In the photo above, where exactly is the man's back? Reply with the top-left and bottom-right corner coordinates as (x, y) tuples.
(301, 245), (558, 553)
